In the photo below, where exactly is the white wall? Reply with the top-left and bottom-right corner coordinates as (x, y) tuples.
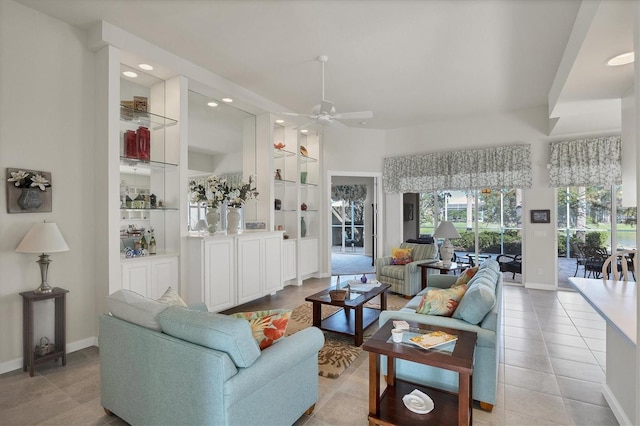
(0, 1), (96, 370)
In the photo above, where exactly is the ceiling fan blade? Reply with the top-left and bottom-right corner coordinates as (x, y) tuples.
(333, 111), (373, 120)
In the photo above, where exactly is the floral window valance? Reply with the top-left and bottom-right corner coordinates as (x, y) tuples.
(331, 184), (367, 202)
(549, 136), (621, 187)
(383, 144), (531, 193)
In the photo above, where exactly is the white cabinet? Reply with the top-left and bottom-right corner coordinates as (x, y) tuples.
(282, 239), (297, 281)
(263, 233), (284, 294)
(300, 237), (319, 278)
(121, 260), (151, 296)
(237, 235), (263, 304)
(237, 233), (283, 304)
(188, 236), (236, 313)
(188, 232), (283, 311)
(121, 255), (178, 299)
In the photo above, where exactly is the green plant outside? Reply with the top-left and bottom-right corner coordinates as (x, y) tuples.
(421, 225), (522, 255)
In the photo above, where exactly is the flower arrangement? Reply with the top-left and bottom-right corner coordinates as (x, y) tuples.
(7, 170), (50, 191)
(227, 175), (258, 208)
(188, 178), (207, 204)
(189, 175), (258, 209)
(206, 175), (231, 209)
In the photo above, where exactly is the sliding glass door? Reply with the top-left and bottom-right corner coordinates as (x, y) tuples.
(420, 188), (522, 278)
(557, 185), (636, 285)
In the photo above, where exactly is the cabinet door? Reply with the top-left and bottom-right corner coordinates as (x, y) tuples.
(121, 261), (152, 297)
(150, 256), (179, 300)
(237, 236), (263, 304)
(282, 240), (297, 281)
(204, 239), (236, 312)
(299, 237), (319, 277)
(263, 234), (283, 294)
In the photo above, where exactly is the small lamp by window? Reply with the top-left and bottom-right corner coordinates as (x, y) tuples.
(433, 220), (461, 267)
(16, 222), (69, 293)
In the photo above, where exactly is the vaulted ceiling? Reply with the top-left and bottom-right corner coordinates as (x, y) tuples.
(17, 0), (633, 134)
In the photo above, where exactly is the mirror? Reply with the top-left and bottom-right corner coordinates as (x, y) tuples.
(187, 89), (255, 176)
(187, 89), (257, 227)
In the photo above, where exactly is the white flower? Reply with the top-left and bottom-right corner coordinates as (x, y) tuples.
(8, 170), (28, 187)
(30, 174), (50, 191)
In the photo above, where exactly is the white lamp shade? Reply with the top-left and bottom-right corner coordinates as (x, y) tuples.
(16, 222), (69, 254)
(433, 221), (461, 239)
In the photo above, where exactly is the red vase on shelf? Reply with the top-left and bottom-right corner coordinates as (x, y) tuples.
(124, 130), (138, 159)
(137, 126), (150, 161)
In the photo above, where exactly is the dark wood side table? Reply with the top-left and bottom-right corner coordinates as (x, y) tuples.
(419, 261), (471, 289)
(363, 321), (476, 426)
(20, 287), (68, 377)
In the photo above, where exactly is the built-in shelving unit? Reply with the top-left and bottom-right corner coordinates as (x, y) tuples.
(269, 119), (321, 284)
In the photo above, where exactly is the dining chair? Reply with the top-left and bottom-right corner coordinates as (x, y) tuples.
(602, 249), (637, 281)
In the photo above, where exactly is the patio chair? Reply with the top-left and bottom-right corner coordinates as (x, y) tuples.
(583, 246), (609, 278)
(496, 253), (522, 279)
(570, 242), (587, 277)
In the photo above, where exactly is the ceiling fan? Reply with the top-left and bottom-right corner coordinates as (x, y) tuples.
(284, 55), (373, 126)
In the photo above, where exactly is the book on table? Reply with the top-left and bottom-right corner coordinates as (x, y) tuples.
(407, 330), (458, 350)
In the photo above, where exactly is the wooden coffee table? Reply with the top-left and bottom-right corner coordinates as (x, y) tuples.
(363, 321), (477, 426)
(305, 282), (390, 346)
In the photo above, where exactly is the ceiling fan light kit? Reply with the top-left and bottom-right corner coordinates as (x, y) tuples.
(283, 55), (373, 126)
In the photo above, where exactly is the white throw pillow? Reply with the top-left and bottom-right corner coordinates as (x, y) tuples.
(106, 289), (169, 331)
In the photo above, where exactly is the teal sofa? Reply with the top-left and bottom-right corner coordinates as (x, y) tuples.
(376, 242), (440, 296)
(378, 259), (503, 409)
(100, 290), (324, 425)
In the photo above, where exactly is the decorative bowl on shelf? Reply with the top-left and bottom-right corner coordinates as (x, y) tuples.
(300, 145), (308, 156)
(274, 142), (285, 149)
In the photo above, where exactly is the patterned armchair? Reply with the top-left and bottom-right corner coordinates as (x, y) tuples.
(376, 242), (439, 296)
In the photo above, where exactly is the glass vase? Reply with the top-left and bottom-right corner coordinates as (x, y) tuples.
(206, 207), (220, 233)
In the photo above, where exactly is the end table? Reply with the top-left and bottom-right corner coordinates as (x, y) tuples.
(20, 287), (68, 377)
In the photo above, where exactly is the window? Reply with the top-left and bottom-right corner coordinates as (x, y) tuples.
(420, 188), (522, 263)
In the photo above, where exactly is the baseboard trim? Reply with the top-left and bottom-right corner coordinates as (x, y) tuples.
(602, 383), (633, 426)
(524, 281), (556, 291)
(0, 336), (98, 375)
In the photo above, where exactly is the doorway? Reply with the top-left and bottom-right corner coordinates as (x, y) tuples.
(328, 172), (383, 276)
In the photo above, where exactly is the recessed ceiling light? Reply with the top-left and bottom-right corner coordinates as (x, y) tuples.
(607, 51), (634, 66)
(207, 101), (218, 107)
(138, 63), (154, 71)
(275, 119), (284, 124)
(222, 97), (233, 103)
(122, 71), (138, 78)
(300, 129), (309, 134)
(360, 121), (368, 125)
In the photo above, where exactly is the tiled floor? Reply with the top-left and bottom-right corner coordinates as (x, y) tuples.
(0, 279), (619, 425)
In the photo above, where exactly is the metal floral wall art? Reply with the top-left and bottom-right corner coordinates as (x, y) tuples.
(6, 168), (52, 213)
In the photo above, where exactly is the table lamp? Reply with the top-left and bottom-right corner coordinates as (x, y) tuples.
(433, 220), (460, 266)
(16, 221), (69, 293)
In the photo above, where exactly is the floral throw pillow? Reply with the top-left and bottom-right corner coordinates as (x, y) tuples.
(157, 286), (187, 307)
(230, 309), (292, 350)
(391, 247), (413, 265)
(451, 267), (479, 288)
(416, 285), (468, 317)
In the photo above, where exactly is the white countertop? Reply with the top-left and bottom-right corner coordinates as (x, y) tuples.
(568, 277), (636, 346)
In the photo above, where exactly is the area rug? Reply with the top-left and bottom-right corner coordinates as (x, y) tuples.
(286, 295), (405, 379)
